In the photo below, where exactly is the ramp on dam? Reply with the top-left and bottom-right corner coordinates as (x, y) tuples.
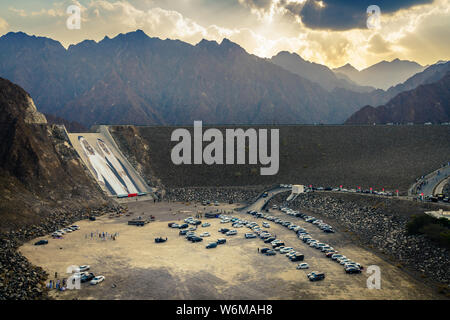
(68, 126), (154, 200)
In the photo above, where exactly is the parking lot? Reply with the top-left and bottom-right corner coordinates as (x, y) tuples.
(19, 200), (443, 300)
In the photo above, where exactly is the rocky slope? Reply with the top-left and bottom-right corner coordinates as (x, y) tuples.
(0, 77), (112, 231)
(346, 72), (450, 124)
(269, 192), (450, 291)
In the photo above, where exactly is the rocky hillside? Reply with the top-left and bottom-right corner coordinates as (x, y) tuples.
(0, 31), (395, 126)
(0, 78), (112, 231)
(346, 72), (450, 124)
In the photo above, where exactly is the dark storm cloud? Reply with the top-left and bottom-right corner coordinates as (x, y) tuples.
(296, 0), (434, 30)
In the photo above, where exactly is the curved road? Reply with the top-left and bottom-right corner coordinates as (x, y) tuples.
(413, 165), (450, 197)
(243, 187), (291, 212)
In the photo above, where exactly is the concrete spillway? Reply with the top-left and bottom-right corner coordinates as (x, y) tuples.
(68, 126), (153, 198)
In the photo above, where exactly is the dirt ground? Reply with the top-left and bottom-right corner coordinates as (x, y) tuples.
(19, 199), (444, 300)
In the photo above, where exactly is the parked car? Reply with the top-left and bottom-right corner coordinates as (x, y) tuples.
(264, 237), (276, 243)
(280, 247), (294, 254)
(260, 248), (271, 254)
(290, 254), (305, 262)
(90, 275), (105, 285)
(226, 230), (237, 236)
(345, 267), (362, 274)
(34, 240), (48, 246)
(307, 272), (325, 281)
(206, 242), (218, 249)
(200, 232), (210, 237)
(217, 238), (227, 245)
(81, 272), (95, 283)
(296, 263), (309, 269)
(245, 233), (256, 239)
(264, 250), (276, 256)
(202, 223), (211, 227)
(218, 228), (230, 234)
(78, 265), (90, 272)
(190, 236), (203, 243)
(179, 230), (188, 236)
(155, 237), (168, 243)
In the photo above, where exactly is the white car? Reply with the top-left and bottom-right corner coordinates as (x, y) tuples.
(226, 230), (237, 236)
(262, 222), (270, 228)
(90, 275), (105, 285)
(200, 232), (210, 237)
(280, 247), (294, 254)
(78, 265), (90, 272)
(296, 263), (309, 269)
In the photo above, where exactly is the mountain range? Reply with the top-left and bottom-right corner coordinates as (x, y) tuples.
(333, 59), (425, 90)
(346, 71), (450, 124)
(0, 30), (448, 127)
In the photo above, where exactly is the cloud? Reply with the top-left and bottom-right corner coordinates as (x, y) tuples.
(0, 17), (8, 33)
(367, 34), (392, 54)
(4, 0), (449, 69)
(239, 0), (434, 30)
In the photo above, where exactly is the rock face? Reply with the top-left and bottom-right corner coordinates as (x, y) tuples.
(346, 72), (450, 124)
(0, 78), (46, 125)
(0, 77), (113, 231)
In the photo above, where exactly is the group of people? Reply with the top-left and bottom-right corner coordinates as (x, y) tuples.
(46, 276), (67, 291)
(85, 231), (119, 241)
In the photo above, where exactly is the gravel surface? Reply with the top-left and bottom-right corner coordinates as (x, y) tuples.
(269, 192), (450, 290)
(0, 204), (119, 300)
(165, 187), (262, 205)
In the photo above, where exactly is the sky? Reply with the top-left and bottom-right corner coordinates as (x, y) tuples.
(0, 0), (449, 69)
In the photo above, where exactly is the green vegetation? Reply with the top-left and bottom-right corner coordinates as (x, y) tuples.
(407, 214), (450, 248)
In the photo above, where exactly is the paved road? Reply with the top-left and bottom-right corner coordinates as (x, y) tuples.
(413, 165), (450, 197)
(244, 187), (291, 212)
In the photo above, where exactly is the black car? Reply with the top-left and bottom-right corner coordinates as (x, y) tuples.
(260, 248), (271, 254)
(264, 250), (276, 256)
(206, 242), (218, 249)
(308, 272), (325, 281)
(345, 267), (362, 274)
(80, 272), (95, 283)
(155, 237), (167, 243)
(190, 237), (203, 242)
(217, 238), (226, 244)
(264, 237), (276, 243)
(219, 228), (230, 234)
(34, 240), (48, 246)
(89, 216), (96, 221)
(290, 254), (304, 262)
(179, 223), (189, 229)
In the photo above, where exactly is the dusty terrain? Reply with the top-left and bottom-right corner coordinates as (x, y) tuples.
(19, 199), (443, 300)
